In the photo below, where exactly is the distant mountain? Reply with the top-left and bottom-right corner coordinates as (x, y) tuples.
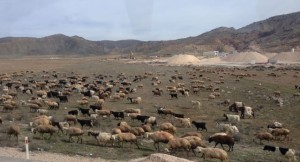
(0, 11), (299, 56)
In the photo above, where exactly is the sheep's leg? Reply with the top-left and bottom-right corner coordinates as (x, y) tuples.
(135, 140), (140, 149)
(214, 142), (219, 148)
(220, 143), (225, 150)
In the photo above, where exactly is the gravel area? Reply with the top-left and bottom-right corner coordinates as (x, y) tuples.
(0, 147), (194, 162)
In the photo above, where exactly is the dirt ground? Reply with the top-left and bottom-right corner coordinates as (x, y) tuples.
(0, 56), (299, 162)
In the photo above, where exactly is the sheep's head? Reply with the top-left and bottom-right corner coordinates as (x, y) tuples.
(32, 128), (36, 134)
(164, 148), (170, 153)
(194, 146), (204, 153)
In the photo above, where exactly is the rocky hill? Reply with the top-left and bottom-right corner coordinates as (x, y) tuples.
(0, 11), (299, 56)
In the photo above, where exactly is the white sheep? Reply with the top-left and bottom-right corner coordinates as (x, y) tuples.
(244, 106), (255, 118)
(88, 130), (114, 146)
(191, 100), (201, 109)
(37, 109), (49, 115)
(194, 146), (228, 162)
(216, 123), (239, 135)
(145, 116), (157, 126)
(223, 114), (240, 123)
(175, 117), (191, 128)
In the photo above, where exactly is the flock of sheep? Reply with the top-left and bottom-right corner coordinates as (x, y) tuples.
(0, 64), (299, 162)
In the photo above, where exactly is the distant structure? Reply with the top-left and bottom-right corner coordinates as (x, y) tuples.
(292, 48), (295, 53)
(203, 51), (219, 57)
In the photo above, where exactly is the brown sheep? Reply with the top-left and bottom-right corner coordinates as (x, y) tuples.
(111, 132), (139, 149)
(195, 147), (228, 162)
(145, 131), (174, 151)
(165, 138), (191, 155)
(159, 122), (176, 134)
(64, 127), (84, 143)
(64, 115), (77, 125)
(254, 132), (274, 144)
(33, 125), (58, 139)
(181, 132), (203, 139)
(270, 128), (290, 141)
(6, 124), (20, 142)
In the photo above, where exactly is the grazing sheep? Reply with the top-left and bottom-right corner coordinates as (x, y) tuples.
(111, 132), (140, 149)
(68, 110), (79, 116)
(208, 94), (216, 100)
(191, 100), (201, 109)
(191, 121), (207, 132)
(263, 145), (297, 162)
(208, 135), (234, 151)
(124, 108), (141, 114)
(145, 116), (157, 126)
(129, 127), (145, 136)
(76, 99), (89, 107)
(267, 121), (283, 129)
(77, 118), (93, 128)
(216, 123), (239, 135)
(95, 109), (111, 118)
(254, 132), (274, 144)
(32, 117), (51, 127)
(175, 117), (191, 128)
(181, 132), (203, 139)
(33, 125), (57, 139)
(127, 97), (142, 104)
(51, 121), (69, 134)
(229, 102), (244, 112)
(270, 128), (290, 141)
(78, 107), (90, 116)
(183, 136), (206, 155)
(223, 114), (240, 123)
(117, 121), (132, 133)
(142, 123), (152, 132)
(172, 112), (185, 118)
(159, 122), (177, 134)
(88, 130), (114, 146)
(64, 127), (84, 143)
(194, 146), (228, 162)
(37, 109), (48, 115)
(110, 111), (125, 120)
(2, 104), (16, 112)
(156, 107), (174, 116)
(44, 100), (60, 110)
(6, 124), (20, 142)
(145, 131), (174, 151)
(64, 115), (77, 125)
(111, 128), (122, 135)
(164, 138), (191, 155)
(242, 106), (255, 119)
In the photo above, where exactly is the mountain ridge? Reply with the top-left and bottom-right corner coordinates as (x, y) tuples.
(0, 11), (299, 56)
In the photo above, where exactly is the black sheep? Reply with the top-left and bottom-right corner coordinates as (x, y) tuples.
(78, 107), (90, 116)
(89, 105), (102, 112)
(68, 110), (79, 116)
(136, 115), (150, 123)
(110, 111), (125, 120)
(172, 112), (184, 118)
(58, 95), (68, 103)
(77, 118), (93, 128)
(209, 135), (234, 151)
(192, 121), (207, 131)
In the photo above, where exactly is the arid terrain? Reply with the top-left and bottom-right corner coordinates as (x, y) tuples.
(0, 56), (299, 162)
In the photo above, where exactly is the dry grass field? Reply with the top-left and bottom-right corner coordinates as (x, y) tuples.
(0, 56), (299, 162)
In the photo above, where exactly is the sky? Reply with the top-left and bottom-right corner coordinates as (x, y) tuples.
(0, 0), (300, 41)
